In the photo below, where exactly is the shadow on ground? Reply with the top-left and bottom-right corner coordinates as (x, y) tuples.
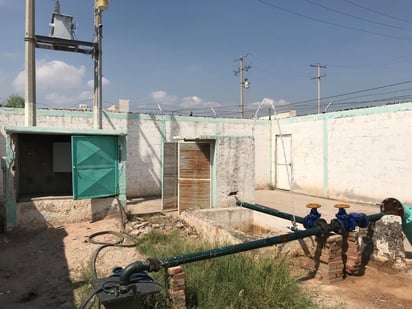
(0, 227), (74, 309)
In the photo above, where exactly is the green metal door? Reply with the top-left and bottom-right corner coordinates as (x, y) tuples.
(72, 135), (118, 199)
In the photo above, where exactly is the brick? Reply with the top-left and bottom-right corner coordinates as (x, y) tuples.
(170, 280), (185, 289)
(169, 289), (186, 298)
(168, 266), (183, 275)
(169, 289), (186, 309)
(326, 235), (343, 242)
(347, 252), (361, 260)
(327, 277), (344, 284)
(328, 256), (343, 262)
(328, 272), (343, 280)
(328, 261), (344, 269)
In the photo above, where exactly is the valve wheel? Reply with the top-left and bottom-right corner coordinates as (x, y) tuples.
(334, 203), (350, 209)
(306, 203), (321, 209)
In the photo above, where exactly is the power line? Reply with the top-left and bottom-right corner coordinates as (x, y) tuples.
(248, 53), (310, 77)
(287, 79), (412, 106)
(305, 0), (412, 33)
(255, 0), (412, 41)
(328, 52), (412, 69)
(331, 87), (412, 104)
(343, 0), (412, 25)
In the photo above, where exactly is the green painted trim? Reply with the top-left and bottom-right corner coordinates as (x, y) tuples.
(118, 136), (127, 202)
(186, 135), (254, 140)
(159, 115), (166, 201)
(5, 126), (126, 136)
(2, 102), (411, 124)
(0, 107), (275, 128)
(5, 134), (16, 226)
(270, 119), (273, 187)
(323, 119), (329, 197)
(0, 107), (25, 115)
(279, 102), (412, 125)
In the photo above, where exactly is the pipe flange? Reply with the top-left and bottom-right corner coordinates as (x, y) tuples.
(380, 197), (404, 218)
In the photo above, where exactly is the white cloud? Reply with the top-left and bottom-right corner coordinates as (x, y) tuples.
(13, 60), (85, 92)
(12, 59), (110, 107)
(87, 77), (111, 88)
(150, 90), (178, 105)
(148, 91), (221, 111)
(180, 95), (220, 109)
(250, 97), (290, 108)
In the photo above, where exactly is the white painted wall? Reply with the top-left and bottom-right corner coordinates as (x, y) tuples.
(0, 110), (263, 205)
(274, 103), (412, 205)
(1, 102), (412, 206)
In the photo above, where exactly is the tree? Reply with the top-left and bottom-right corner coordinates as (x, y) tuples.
(5, 94), (25, 108)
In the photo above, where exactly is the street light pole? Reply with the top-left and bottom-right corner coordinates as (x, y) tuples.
(93, 0), (109, 129)
(25, 0), (36, 126)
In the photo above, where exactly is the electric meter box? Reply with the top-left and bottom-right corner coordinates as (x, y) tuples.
(50, 13), (74, 40)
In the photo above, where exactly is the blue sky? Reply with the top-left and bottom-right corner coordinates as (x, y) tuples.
(1, 0), (412, 117)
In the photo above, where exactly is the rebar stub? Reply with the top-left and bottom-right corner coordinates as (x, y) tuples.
(334, 203), (350, 209)
(306, 203), (321, 209)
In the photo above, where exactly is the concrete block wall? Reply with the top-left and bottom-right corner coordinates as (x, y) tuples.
(1, 102), (412, 207)
(327, 109), (412, 203)
(0, 109), (265, 206)
(215, 137), (255, 206)
(126, 117), (163, 196)
(276, 119), (324, 196)
(276, 103), (412, 205)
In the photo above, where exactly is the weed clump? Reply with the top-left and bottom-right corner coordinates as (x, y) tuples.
(137, 230), (318, 309)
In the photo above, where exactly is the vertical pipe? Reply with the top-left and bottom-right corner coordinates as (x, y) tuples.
(24, 0), (36, 127)
(93, 8), (102, 129)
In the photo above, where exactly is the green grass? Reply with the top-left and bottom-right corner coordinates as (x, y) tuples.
(137, 230), (320, 309)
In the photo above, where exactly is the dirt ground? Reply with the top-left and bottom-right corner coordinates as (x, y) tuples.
(1, 204), (412, 308)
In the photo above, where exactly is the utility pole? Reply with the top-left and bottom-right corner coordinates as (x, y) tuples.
(310, 63), (327, 114)
(93, 7), (102, 129)
(234, 54), (251, 119)
(25, 0), (36, 126)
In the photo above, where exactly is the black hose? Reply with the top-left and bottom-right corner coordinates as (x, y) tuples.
(80, 197), (138, 307)
(78, 288), (103, 309)
(88, 231), (136, 278)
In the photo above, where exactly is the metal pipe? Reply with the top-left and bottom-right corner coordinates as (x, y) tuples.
(119, 203), (390, 287)
(118, 221), (333, 288)
(366, 212), (389, 223)
(236, 200), (305, 224)
(158, 226), (321, 268)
